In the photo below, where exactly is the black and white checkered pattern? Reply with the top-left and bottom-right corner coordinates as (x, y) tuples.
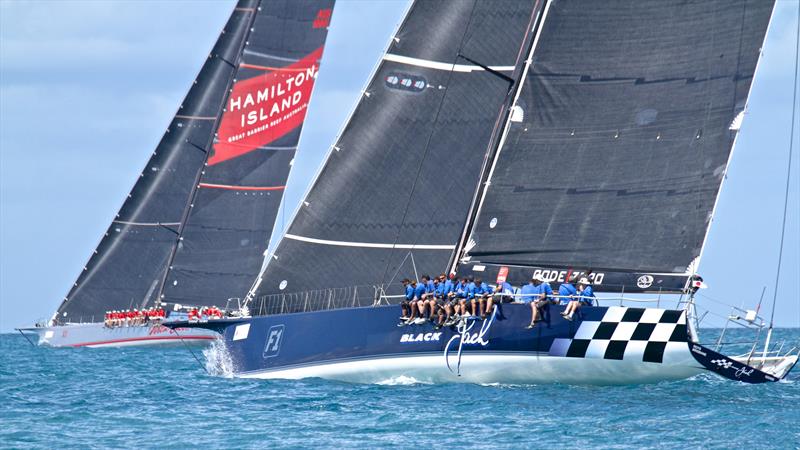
(549, 307), (688, 364)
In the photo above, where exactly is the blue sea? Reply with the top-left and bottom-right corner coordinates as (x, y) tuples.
(1, 328), (798, 449)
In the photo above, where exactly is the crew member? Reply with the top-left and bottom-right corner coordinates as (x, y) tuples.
(471, 277), (494, 319)
(413, 278), (429, 323)
(525, 275), (552, 329)
(562, 278), (595, 321)
(558, 279), (577, 306)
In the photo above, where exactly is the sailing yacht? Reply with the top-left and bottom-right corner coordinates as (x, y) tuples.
(18, 0), (336, 348)
(173, 0), (799, 384)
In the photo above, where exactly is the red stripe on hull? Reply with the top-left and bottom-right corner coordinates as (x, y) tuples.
(70, 335), (216, 348)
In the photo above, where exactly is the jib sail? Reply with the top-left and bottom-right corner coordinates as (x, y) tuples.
(159, 1), (334, 307)
(56, 0), (333, 322)
(249, 0), (544, 304)
(455, 0), (775, 292)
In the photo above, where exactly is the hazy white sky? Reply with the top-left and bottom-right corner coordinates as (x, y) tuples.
(0, 0), (798, 332)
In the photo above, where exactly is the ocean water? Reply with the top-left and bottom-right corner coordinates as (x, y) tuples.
(1, 329), (798, 449)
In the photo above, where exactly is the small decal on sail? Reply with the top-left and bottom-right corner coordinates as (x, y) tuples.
(385, 73), (427, 92)
(729, 110), (744, 131)
(313, 9), (332, 29)
(510, 105), (524, 123)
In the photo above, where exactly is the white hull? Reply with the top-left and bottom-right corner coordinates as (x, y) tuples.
(238, 352), (705, 385)
(19, 322), (218, 348)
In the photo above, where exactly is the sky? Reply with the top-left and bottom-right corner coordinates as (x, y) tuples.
(0, 0), (798, 332)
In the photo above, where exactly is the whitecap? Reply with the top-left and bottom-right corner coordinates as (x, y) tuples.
(374, 375), (431, 386)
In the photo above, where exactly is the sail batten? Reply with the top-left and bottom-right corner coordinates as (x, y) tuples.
(458, 0), (775, 291)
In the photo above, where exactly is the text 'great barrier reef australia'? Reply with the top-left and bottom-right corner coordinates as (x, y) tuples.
(209, 47), (324, 165)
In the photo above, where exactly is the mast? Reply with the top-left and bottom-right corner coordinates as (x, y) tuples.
(448, 0), (552, 275)
(155, 2), (262, 306)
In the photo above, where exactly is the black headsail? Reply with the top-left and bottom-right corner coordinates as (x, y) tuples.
(249, 0), (544, 305)
(455, 0), (775, 293)
(55, 0), (334, 322)
(159, 1), (334, 307)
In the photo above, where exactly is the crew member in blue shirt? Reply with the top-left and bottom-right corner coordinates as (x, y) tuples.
(420, 275), (435, 300)
(562, 277), (595, 321)
(413, 278), (429, 323)
(495, 280), (514, 303)
(417, 275), (437, 322)
(433, 274), (457, 328)
(398, 278), (415, 326)
(558, 279), (577, 305)
(465, 277), (478, 316)
(449, 276), (470, 317)
(525, 275), (552, 329)
(470, 277), (494, 318)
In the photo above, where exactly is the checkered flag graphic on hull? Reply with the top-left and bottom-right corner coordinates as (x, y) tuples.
(549, 307), (688, 364)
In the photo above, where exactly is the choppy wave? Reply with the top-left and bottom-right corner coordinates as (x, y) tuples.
(1, 328), (799, 449)
(374, 375), (432, 386)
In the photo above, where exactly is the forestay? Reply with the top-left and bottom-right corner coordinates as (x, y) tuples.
(252, 0), (543, 301)
(160, 0), (335, 306)
(459, 0), (775, 293)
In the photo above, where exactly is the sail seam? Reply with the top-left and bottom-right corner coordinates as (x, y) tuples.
(383, 53), (514, 73)
(284, 234), (454, 250)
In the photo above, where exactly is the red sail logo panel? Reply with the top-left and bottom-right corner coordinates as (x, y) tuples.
(210, 47), (324, 165)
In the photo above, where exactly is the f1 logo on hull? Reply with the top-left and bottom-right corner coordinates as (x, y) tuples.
(263, 325), (285, 359)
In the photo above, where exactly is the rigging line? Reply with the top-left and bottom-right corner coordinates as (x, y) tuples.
(174, 328), (210, 375)
(377, 0), (480, 285)
(17, 329), (36, 347)
(768, 1), (800, 330)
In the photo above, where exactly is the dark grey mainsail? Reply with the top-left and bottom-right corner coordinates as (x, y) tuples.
(160, 1), (334, 306)
(56, 0), (334, 321)
(456, 0), (775, 292)
(251, 0), (543, 302)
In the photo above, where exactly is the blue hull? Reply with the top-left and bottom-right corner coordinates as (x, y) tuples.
(205, 304), (711, 384)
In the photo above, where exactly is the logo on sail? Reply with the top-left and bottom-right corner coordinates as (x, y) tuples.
(210, 47), (325, 165)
